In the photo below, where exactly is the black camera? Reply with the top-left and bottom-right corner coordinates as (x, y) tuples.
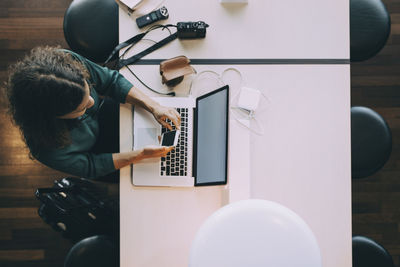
(177, 21), (209, 39)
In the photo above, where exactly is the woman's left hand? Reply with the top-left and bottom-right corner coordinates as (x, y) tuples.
(152, 104), (181, 130)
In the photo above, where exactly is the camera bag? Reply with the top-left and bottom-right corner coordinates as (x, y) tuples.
(35, 177), (118, 241)
(159, 55), (195, 85)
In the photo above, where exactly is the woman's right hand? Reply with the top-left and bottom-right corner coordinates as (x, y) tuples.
(113, 146), (174, 170)
(141, 145), (174, 160)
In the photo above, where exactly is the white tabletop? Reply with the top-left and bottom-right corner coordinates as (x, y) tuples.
(119, 64), (351, 267)
(119, 0), (349, 60)
(119, 1), (351, 267)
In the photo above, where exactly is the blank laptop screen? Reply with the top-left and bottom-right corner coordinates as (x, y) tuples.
(195, 86), (229, 186)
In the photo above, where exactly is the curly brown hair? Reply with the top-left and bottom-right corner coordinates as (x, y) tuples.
(6, 46), (90, 156)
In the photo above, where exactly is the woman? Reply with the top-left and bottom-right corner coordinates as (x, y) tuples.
(6, 46), (180, 180)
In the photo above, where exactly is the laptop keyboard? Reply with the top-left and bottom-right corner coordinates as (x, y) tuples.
(160, 108), (188, 176)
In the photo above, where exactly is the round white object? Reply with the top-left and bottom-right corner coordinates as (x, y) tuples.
(189, 199), (322, 267)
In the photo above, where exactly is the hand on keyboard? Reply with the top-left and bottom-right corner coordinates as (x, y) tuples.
(152, 104), (181, 130)
(160, 108), (188, 176)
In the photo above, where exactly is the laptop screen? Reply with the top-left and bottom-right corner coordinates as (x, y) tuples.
(194, 85), (229, 186)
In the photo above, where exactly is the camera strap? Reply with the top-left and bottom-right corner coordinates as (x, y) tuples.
(104, 26), (178, 70)
(116, 32), (177, 69)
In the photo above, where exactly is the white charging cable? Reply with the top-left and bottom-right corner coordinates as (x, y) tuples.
(222, 68), (269, 136)
(189, 70), (224, 97)
(190, 67), (269, 136)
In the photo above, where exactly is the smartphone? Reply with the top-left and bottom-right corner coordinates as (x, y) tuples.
(161, 130), (180, 147)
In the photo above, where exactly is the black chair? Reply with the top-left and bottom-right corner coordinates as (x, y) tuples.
(63, 0), (119, 62)
(351, 106), (392, 179)
(353, 236), (394, 267)
(350, 0), (391, 62)
(64, 235), (119, 267)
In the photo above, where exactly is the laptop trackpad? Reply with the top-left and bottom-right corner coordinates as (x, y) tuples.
(136, 128), (158, 148)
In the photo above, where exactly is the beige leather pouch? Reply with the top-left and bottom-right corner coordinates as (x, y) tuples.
(160, 55), (195, 85)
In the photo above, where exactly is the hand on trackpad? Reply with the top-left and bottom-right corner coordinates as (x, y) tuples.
(136, 128), (158, 148)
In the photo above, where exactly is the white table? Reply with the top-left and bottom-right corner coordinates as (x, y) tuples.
(119, 1), (351, 267)
(119, 0), (349, 60)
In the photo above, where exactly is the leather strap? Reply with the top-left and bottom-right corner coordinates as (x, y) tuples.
(104, 32), (147, 65)
(104, 26), (178, 69)
(116, 32), (178, 69)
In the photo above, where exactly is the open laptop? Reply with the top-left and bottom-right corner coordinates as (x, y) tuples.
(132, 85), (229, 187)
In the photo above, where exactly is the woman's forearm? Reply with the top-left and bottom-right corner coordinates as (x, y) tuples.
(125, 86), (160, 113)
(112, 150), (144, 170)
(112, 146), (174, 170)
(124, 86), (181, 130)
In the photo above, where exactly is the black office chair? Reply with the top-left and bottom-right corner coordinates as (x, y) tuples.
(64, 235), (119, 267)
(351, 106), (392, 179)
(350, 0), (391, 62)
(63, 0), (119, 63)
(353, 236), (394, 267)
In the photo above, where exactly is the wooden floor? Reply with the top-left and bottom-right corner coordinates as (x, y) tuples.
(1, 0), (400, 266)
(0, 1), (76, 266)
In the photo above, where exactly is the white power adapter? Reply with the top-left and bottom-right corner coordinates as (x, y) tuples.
(237, 87), (261, 112)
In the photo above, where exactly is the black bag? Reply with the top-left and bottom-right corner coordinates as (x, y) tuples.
(35, 177), (119, 241)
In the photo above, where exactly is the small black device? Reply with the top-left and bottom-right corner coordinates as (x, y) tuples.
(177, 21), (209, 39)
(136, 6), (169, 28)
(161, 130), (180, 147)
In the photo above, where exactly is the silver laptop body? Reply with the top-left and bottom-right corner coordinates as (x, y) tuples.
(131, 85), (229, 187)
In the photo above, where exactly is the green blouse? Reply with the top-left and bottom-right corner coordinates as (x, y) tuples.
(35, 50), (132, 178)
